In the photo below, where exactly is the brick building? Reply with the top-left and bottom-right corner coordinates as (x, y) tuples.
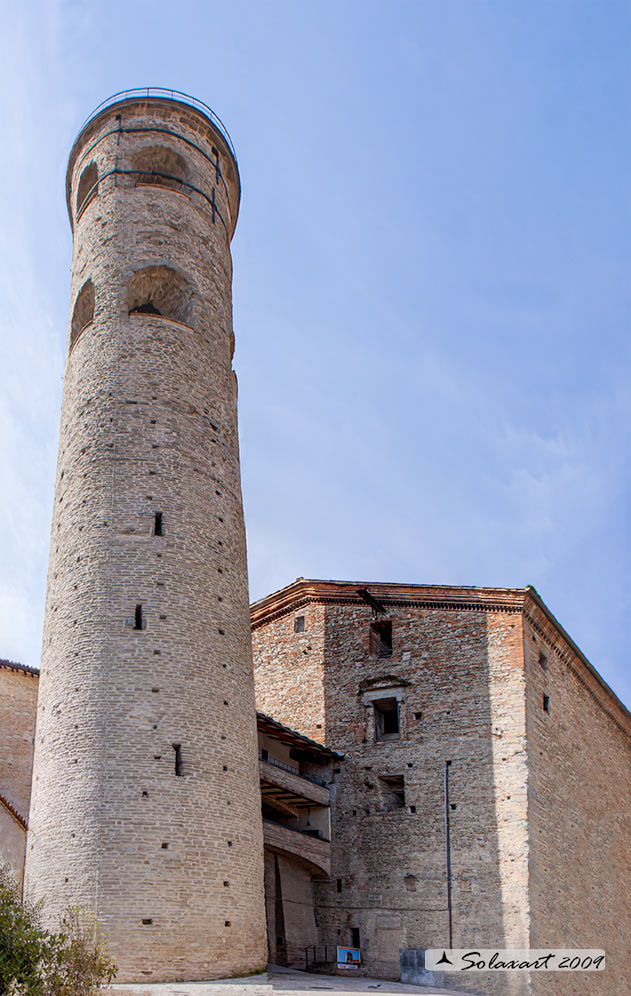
(251, 578), (631, 995)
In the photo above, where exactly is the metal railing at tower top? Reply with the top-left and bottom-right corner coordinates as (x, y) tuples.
(75, 88), (238, 163)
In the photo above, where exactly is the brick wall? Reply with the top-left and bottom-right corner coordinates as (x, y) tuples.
(253, 601), (327, 740)
(0, 663), (37, 888)
(0, 664), (38, 818)
(252, 583), (531, 995)
(524, 607), (631, 995)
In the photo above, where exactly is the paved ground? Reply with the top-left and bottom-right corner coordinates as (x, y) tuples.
(107, 964), (476, 996)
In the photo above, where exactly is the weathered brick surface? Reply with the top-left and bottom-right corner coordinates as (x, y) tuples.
(0, 663), (38, 816)
(0, 663), (37, 885)
(252, 580), (631, 996)
(523, 607), (631, 995)
(252, 602), (327, 742)
(24, 96), (267, 982)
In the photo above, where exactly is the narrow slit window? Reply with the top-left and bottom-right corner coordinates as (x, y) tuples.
(134, 604), (144, 630)
(351, 927), (361, 948)
(153, 512), (163, 536)
(543, 694), (550, 713)
(173, 743), (183, 776)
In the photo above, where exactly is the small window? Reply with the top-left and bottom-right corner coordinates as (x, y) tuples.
(293, 615), (305, 633)
(379, 775), (405, 812)
(133, 604), (144, 631)
(369, 619), (392, 658)
(351, 927), (361, 948)
(336, 878), (343, 893)
(153, 512), (163, 536)
(539, 651), (548, 672)
(543, 694), (550, 713)
(261, 748), (269, 761)
(373, 697), (399, 741)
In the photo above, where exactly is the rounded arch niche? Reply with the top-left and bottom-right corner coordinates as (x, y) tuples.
(127, 265), (195, 326)
(131, 145), (189, 193)
(76, 162), (98, 216)
(70, 279), (95, 349)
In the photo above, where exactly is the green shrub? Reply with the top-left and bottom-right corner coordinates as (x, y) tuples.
(0, 865), (116, 995)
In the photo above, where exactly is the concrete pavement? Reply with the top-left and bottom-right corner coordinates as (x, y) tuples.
(107, 963), (479, 996)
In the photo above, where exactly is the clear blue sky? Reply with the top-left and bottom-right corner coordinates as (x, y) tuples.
(1, 1), (630, 707)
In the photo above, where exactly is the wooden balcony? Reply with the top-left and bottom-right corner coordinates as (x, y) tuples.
(259, 758), (330, 812)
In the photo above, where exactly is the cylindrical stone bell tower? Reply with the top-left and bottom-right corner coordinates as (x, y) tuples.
(25, 90), (267, 983)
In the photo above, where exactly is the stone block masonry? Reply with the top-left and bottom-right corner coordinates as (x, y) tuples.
(24, 93), (267, 983)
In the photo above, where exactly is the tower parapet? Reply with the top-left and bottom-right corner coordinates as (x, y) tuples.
(25, 91), (267, 983)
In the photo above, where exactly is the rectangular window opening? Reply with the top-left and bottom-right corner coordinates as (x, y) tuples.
(134, 604), (144, 630)
(379, 774), (405, 812)
(369, 619), (392, 658)
(154, 511), (163, 536)
(173, 743), (183, 776)
(336, 878), (343, 893)
(543, 694), (550, 713)
(293, 615), (305, 633)
(539, 651), (548, 671)
(351, 927), (361, 948)
(373, 697), (400, 741)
